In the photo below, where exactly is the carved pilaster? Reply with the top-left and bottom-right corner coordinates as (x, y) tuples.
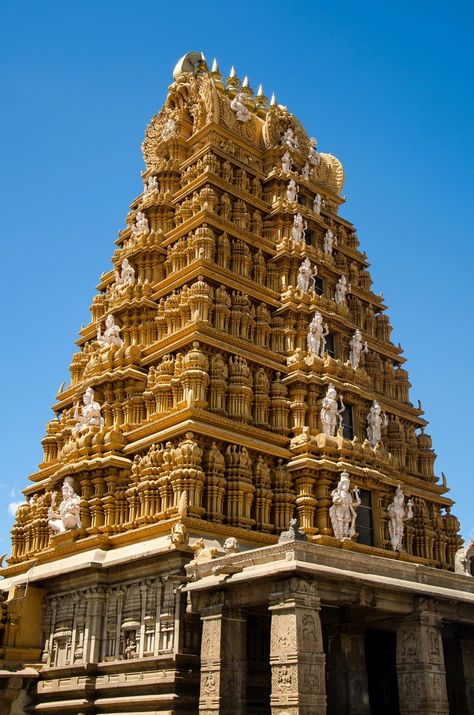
(269, 577), (326, 715)
(199, 592), (246, 715)
(396, 600), (449, 714)
(327, 624), (369, 715)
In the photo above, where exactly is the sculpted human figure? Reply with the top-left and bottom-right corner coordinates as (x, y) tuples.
(387, 485), (413, 551)
(324, 228), (336, 254)
(313, 193), (323, 214)
(367, 400), (388, 447)
(161, 116), (177, 141)
(132, 211), (149, 237)
(291, 213), (307, 243)
(308, 137), (320, 166)
(301, 162), (310, 180)
(281, 150), (292, 173)
(223, 536), (240, 554)
(144, 175), (158, 195)
(334, 275), (350, 304)
(320, 384), (345, 437)
(230, 92), (251, 122)
(97, 314), (123, 350)
(349, 329), (368, 369)
(73, 387), (104, 431)
(281, 126), (299, 150)
(48, 477), (82, 533)
(286, 178), (298, 203)
(329, 472), (361, 540)
(297, 257), (313, 293)
(114, 258), (135, 291)
(307, 311), (329, 358)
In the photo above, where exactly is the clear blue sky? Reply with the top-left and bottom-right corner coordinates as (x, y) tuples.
(1, 0), (473, 551)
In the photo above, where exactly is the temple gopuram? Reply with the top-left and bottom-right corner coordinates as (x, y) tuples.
(1, 52), (474, 715)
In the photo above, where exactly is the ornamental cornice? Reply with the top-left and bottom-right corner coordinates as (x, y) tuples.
(172, 170), (270, 213)
(186, 121), (264, 165)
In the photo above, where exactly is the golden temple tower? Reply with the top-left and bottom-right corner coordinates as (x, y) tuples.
(1, 52), (473, 715)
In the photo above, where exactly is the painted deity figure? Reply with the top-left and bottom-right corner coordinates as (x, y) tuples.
(349, 329), (368, 369)
(307, 311), (329, 358)
(329, 472), (361, 540)
(308, 137), (320, 166)
(335, 275), (350, 304)
(387, 485), (414, 551)
(324, 229), (336, 254)
(161, 117), (177, 141)
(48, 477), (82, 533)
(297, 257), (313, 293)
(313, 193), (323, 214)
(132, 211), (149, 237)
(281, 151), (292, 173)
(281, 126), (299, 150)
(367, 400), (388, 447)
(320, 384), (345, 437)
(291, 213), (307, 243)
(144, 175), (158, 195)
(114, 258), (135, 292)
(286, 178), (298, 203)
(301, 162), (310, 180)
(73, 387), (104, 431)
(230, 92), (251, 122)
(97, 314), (123, 350)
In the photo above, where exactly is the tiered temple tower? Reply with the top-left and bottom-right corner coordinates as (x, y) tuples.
(1, 53), (473, 715)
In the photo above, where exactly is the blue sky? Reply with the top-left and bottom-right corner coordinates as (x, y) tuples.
(1, 0), (473, 550)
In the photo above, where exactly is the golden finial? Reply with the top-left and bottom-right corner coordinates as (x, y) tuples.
(255, 84), (268, 116)
(241, 75), (253, 95)
(270, 92), (277, 107)
(226, 65), (240, 93)
(211, 58), (224, 89)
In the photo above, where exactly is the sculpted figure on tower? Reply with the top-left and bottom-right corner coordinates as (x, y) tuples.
(349, 328), (368, 369)
(320, 383), (345, 437)
(329, 472), (361, 540)
(307, 311), (328, 358)
(73, 387), (104, 431)
(47, 477), (82, 533)
(387, 485), (413, 551)
(367, 400), (387, 447)
(97, 314), (123, 350)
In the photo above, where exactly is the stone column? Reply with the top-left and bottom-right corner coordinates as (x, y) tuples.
(327, 625), (370, 715)
(199, 591), (246, 715)
(396, 599), (449, 714)
(269, 576), (326, 715)
(460, 639), (474, 714)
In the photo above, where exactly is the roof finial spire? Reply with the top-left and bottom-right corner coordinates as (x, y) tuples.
(270, 92), (277, 107)
(226, 65), (240, 94)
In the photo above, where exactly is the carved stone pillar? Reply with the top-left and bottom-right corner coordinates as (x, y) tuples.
(199, 593), (246, 715)
(269, 577), (326, 715)
(326, 624), (370, 715)
(460, 639), (474, 714)
(396, 600), (449, 714)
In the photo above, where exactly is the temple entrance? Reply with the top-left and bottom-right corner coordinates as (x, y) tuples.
(246, 610), (271, 715)
(365, 628), (400, 714)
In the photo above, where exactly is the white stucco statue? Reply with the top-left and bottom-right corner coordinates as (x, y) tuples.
(230, 92), (251, 122)
(320, 383), (345, 437)
(291, 213), (307, 244)
(286, 178), (298, 203)
(308, 137), (320, 166)
(281, 151), (292, 173)
(313, 193), (323, 214)
(297, 257), (313, 293)
(455, 540), (474, 576)
(324, 229), (336, 255)
(223, 536), (240, 554)
(329, 472), (360, 540)
(97, 314), (123, 350)
(301, 162), (310, 180)
(334, 275), (350, 304)
(73, 387), (104, 431)
(114, 258), (135, 292)
(144, 175), (158, 195)
(307, 311), (328, 358)
(161, 117), (177, 141)
(349, 329), (368, 369)
(132, 211), (149, 237)
(48, 477), (82, 533)
(367, 400), (388, 447)
(387, 485), (413, 551)
(281, 126), (299, 150)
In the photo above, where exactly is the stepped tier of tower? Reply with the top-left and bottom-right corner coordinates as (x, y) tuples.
(5, 57), (461, 575)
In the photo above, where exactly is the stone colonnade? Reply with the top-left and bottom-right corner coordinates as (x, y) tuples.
(195, 578), (456, 715)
